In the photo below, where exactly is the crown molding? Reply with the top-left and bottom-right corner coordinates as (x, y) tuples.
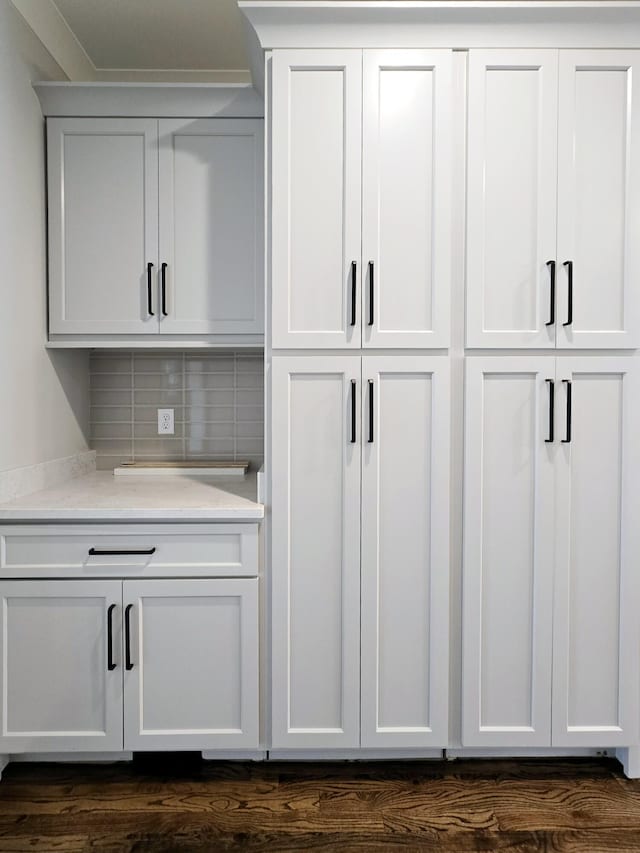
(239, 0), (640, 49)
(33, 82), (264, 118)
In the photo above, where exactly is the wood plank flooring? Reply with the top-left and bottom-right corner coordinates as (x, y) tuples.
(0, 756), (637, 851)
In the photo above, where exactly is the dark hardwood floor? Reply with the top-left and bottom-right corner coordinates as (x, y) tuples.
(0, 756), (637, 851)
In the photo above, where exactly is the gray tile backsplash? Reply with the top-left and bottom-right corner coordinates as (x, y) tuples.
(89, 351), (264, 471)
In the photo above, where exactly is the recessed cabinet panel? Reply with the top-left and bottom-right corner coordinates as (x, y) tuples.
(463, 359), (555, 746)
(466, 52), (558, 348)
(271, 51), (362, 348)
(0, 581), (122, 752)
(553, 360), (640, 745)
(361, 357), (449, 747)
(123, 579), (259, 750)
(48, 118), (159, 335)
(271, 357), (361, 747)
(557, 54), (640, 348)
(158, 119), (264, 335)
(362, 51), (451, 347)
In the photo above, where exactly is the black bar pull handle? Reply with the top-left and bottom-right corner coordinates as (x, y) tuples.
(562, 380), (572, 443)
(563, 261), (573, 327)
(124, 604), (134, 671)
(368, 261), (374, 326)
(350, 262), (357, 327)
(147, 262), (155, 317)
(89, 547), (156, 556)
(545, 379), (554, 443)
(350, 380), (357, 443)
(107, 603), (116, 671)
(545, 260), (555, 326)
(368, 380), (374, 443)
(161, 262), (168, 316)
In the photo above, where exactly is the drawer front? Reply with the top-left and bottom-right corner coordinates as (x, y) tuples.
(0, 524), (259, 578)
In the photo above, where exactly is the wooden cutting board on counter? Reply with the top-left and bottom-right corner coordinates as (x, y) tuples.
(114, 460), (250, 477)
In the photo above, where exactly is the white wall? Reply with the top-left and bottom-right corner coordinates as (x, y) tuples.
(0, 0), (89, 473)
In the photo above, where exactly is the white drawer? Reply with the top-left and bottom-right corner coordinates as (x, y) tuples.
(0, 524), (259, 578)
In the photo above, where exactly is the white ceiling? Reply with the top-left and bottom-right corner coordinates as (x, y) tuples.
(51, 0), (252, 80)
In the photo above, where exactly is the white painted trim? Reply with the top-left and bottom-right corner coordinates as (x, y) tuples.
(202, 750), (267, 761)
(0, 451), (96, 505)
(34, 83), (264, 118)
(447, 748), (614, 758)
(616, 748), (640, 778)
(240, 1), (640, 49)
(10, 752), (133, 762)
(45, 335), (264, 349)
(10, 0), (95, 80)
(268, 749), (444, 760)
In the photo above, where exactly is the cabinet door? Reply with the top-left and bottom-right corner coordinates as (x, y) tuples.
(271, 357), (361, 747)
(463, 358), (556, 746)
(158, 119), (264, 335)
(0, 580), (122, 752)
(48, 118), (159, 334)
(466, 51), (559, 348)
(553, 358), (640, 746)
(123, 578), (258, 750)
(362, 51), (452, 348)
(557, 52), (640, 349)
(361, 357), (449, 747)
(271, 51), (362, 348)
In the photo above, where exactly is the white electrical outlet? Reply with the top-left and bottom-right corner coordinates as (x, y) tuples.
(157, 408), (175, 435)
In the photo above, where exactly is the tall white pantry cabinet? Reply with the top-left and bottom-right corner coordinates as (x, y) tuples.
(264, 33), (640, 760)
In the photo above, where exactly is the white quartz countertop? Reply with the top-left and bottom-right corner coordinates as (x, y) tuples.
(0, 471), (263, 522)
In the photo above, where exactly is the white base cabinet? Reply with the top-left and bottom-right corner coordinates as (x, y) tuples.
(0, 578), (259, 753)
(463, 357), (640, 748)
(271, 355), (449, 749)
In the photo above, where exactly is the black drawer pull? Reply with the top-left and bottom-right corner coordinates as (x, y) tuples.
(125, 604), (134, 671)
(107, 604), (116, 671)
(562, 380), (572, 444)
(147, 262), (155, 317)
(563, 261), (573, 327)
(161, 262), (168, 316)
(545, 379), (554, 443)
(350, 262), (357, 327)
(88, 547), (156, 556)
(368, 262), (374, 326)
(350, 380), (357, 443)
(368, 380), (374, 443)
(545, 260), (555, 326)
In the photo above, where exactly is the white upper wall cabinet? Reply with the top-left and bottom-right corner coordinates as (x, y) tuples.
(463, 357), (556, 746)
(271, 49), (452, 349)
(48, 119), (159, 335)
(362, 51), (452, 348)
(556, 53), (640, 348)
(360, 356), (449, 747)
(47, 117), (263, 340)
(271, 51), (363, 349)
(158, 119), (264, 335)
(553, 358), (640, 746)
(466, 51), (559, 349)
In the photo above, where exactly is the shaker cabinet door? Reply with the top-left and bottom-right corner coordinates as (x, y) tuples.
(0, 580), (123, 752)
(462, 358), (556, 746)
(270, 357), (361, 747)
(360, 357), (450, 747)
(556, 52), (640, 349)
(362, 51), (452, 348)
(466, 51), (559, 348)
(158, 119), (264, 336)
(271, 51), (363, 348)
(552, 358), (640, 745)
(123, 578), (259, 751)
(48, 118), (159, 335)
